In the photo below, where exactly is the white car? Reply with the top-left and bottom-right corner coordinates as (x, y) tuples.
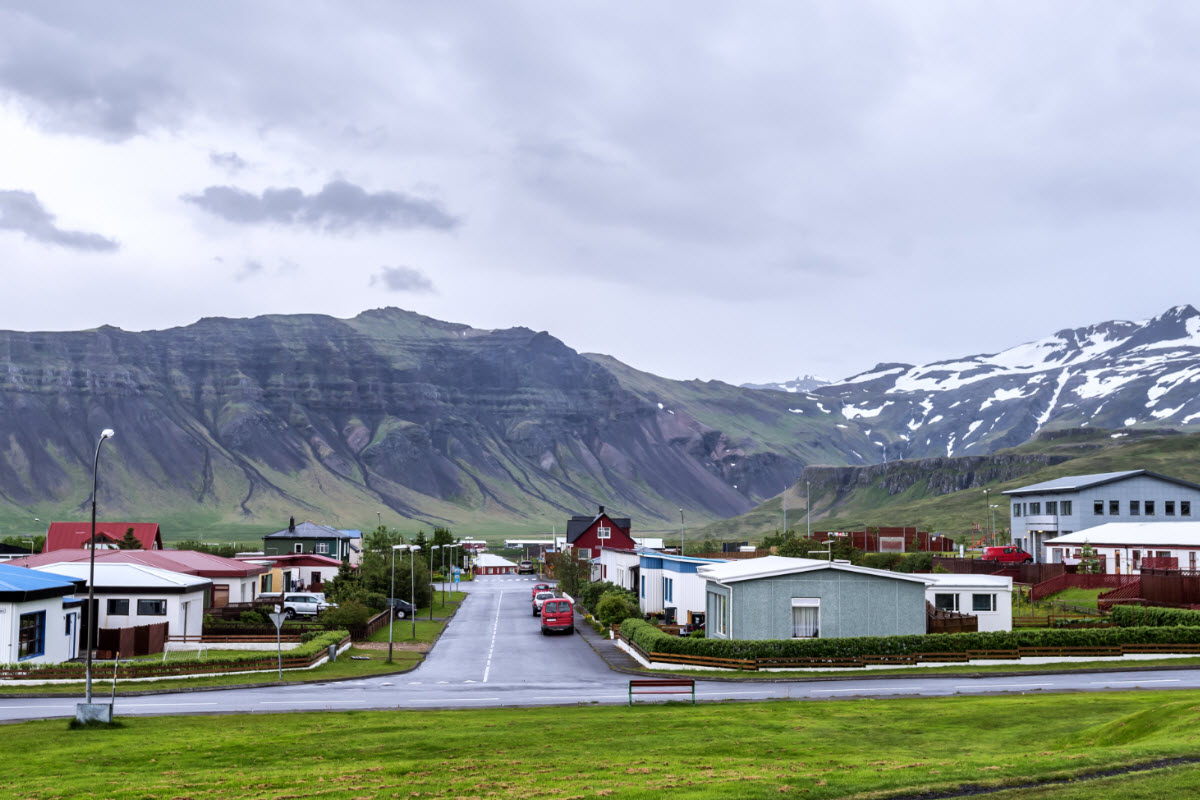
(282, 593), (337, 618)
(532, 590), (556, 616)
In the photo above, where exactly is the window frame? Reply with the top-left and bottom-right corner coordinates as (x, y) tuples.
(972, 593), (997, 613)
(934, 593), (959, 612)
(596, 526), (611, 540)
(18, 611), (45, 661)
(1094, 500), (1104, 515)
(1110, 500), (1120, 515)
(1061, 500), (1073, 515)
(1183, 501), (1193, 517)
(790, 598), (820, 639)
(106, 598), (130, 615)
(1145, 500), (1156, 516)
(136, 598), (168, 616)
(1130, 500), (1141, 516)
(1167, 501), (1176, 516)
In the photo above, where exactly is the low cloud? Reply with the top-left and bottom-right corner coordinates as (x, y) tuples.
(235, 259), (263, 280)
(182, 180), (459, 233)
(370, 266), (435, 293)
(0, 190), (118, 252)
(209, 151), (248, 173)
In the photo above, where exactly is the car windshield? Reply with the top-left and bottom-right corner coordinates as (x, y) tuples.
(536, 592), (555, 600)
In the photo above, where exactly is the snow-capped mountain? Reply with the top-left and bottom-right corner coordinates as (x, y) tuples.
(741, 374), (831, 393)
(807, 305), (1200, 460)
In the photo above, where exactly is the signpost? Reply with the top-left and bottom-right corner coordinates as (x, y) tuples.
(268, 610), (286, 681)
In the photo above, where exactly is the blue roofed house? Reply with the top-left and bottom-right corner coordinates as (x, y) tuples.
(1005, 470), (1200, 563)
(638, 550), (729, 627)
(0, 562), (84, 665)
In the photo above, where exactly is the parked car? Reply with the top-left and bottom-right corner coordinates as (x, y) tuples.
(531, 582), (552, 599)
(540, 597), (574, 635)
(282, 593), (337, 618)
(386, 598), (416, 619)
(518, 560), (536, 574)
(532, 590), (556, 616)
(982, 546), (1033, 564)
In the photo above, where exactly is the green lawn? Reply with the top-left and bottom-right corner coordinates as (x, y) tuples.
(9, 692), (1200, 798)
(1046, 587), (1104, 609)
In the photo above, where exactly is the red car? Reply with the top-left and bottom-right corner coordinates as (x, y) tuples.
(540, 597), (574, 635)
(982, 546), (1033, 564)
(531, 582), (552, 599)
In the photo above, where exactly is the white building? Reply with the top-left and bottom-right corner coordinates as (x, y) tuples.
(473, 553), (518, 575)
(923, 573), (1013, 632)
(1044, 522), (1200, 574)
(596, 546), (643, 592)
(34, 562), (210, 638)
(0, 563), (83, 665)
(638, 551), (729, 626)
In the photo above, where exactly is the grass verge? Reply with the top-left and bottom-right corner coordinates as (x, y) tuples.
(9, 691), (1200, 798)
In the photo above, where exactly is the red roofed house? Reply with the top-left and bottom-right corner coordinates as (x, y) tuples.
(45, 522), (163, 553)
(566, 506), (637, 560)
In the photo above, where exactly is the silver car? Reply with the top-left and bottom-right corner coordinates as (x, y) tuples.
(282, 593), (336, 618)
(532, 590), (556, 616)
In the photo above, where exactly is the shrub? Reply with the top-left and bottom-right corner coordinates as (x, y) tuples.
(862, 553), (905, 572)
(1109, 605), (1200, 628)
(239, 609), (267, 625)
(595, 592), (641, 627)
(320, 600), (371, 632)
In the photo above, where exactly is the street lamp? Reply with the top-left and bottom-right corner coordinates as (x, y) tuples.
(983, 488), (991, 546)
(428, 544), (441, 621)
(989, 505), (999, 547)
(388, 544), (400, 664)
(83, 428), (115, 713)
(408, 545), (420, 640)
(806, 480), (811, 539)
(679, 509), (685, 556)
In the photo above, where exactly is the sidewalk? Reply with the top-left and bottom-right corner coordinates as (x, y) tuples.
(574, 614), (644, 674)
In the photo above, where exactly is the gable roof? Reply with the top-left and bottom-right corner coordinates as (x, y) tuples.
(264, 520), (357, 540)
(566, 506), (632, 543)
(238, 553), (345, 569)
(475, 553), (518, 568)
(1003, 470), (1200, 497)
(45, 522), (162, 552)
(32, 562), (210, 593)
(0, 562), (84, 602)
(10, 549), (266, 579)
(697, 555), (933, 586)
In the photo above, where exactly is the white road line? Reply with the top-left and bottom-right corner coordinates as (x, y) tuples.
(122, 702), (219, 707)
(1090, 679), (1181, 685)
(813, 687), (912, 693)
(259, 700), (362, 705)
(953, 683), (1052, 689)
(483, 590), (502, 683)
(405, 697), (501, 703)
(698, 690), (776, 696)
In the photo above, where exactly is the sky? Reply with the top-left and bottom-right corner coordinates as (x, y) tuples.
(2, 2), (1200, 386)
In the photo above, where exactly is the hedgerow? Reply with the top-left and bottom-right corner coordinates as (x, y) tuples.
(619, 618), (1200, 660)
(1109, 605), (1200, 628)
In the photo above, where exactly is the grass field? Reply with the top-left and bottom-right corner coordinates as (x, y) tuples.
(8, 691), (1200, 798)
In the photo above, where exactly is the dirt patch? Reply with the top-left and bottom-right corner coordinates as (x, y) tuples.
(354, 641), (431, 653)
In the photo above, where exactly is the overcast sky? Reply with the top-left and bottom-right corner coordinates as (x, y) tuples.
(2, 2), (1199, 385)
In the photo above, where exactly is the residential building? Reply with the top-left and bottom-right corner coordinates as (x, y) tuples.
(566, 506), (638, 561)
(698, 556), (932, 640)
(1044, 522), (1200, 574)
(638, 551), (728, 626)
(473, 554), (518, 575)
(44, 521), (163, 552)
(238, 553), (343, 594)
(596, 546), (644, 592)
(1004, 470), (1200, 561)
(922, 573), (1013, 632)
(0, 562), (83, 665)
(263, 518), (362, 566)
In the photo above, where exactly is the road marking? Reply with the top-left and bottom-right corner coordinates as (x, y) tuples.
(698, 690), (775, 696)
(483, 590), (502, 683)
(405, 697), (501, 703)
(122, 702), (219, 707)
(259, 700), (361, 705)
(813, 687), (912, 693)
(1090, 679), (1181, 685)
(953, 683), (1052, 689)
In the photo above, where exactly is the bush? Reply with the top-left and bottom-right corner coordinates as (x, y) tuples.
(1109, 605), (1200, 627)
(239, 609), (267, 625)
(862, 553), (905, 571)
(595, 592), (641, 627)
(618, 618), (1200, 661)
(577, 581), (636, 612)
(320, 600), (371, 632)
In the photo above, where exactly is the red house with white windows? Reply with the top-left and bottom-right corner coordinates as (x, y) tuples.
(44, 521), (163, 552)
(566, 506), (636, 559)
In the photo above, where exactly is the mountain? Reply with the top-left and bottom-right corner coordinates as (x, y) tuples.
(740, 374), (830, 393)
(0, 309), (865, 541)
(803, 304), (1200, 461)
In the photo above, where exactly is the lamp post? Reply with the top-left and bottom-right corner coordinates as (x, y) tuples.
(983, 488), (991, 546)
(409, 545), (420, 640)
(428, 544), (440, 621)
(989, 505), (999, 547)
(84, 428), (115, 709)
(679, 509), (685, 556)
(806, 480), (811, 539)
(388, 544), (399, 664)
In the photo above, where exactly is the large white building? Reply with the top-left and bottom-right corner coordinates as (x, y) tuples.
(1044, 522), (1200, 574)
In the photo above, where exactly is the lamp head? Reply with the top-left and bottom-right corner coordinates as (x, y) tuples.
(101, 428), (115, 440)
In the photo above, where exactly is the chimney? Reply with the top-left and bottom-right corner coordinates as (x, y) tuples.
(598, 505), (605, 515)
(288, 516), (296, 532)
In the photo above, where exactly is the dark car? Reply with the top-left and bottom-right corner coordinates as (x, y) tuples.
(386, 598), (417, 619)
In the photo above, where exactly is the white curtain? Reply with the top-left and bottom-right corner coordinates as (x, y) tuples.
(792, 605), (819, 638)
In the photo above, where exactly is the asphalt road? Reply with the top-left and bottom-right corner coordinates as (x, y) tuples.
(4, 576), (1200, 722)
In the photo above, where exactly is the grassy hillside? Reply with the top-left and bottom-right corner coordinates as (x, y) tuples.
(694, 428), (1200, 544)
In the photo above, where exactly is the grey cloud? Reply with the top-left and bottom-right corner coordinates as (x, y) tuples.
(370, 266), (435, 293)
(182, 180), (458, 233)
(210, 151), (248, 173)
(0, 190), (118, 252)
(235, 259), (263, 281)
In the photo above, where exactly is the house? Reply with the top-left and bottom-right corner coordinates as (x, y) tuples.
(565, 506), (638, 562)
(32, 562), (210, 639)
(1005, 471), (1200, 561)
(0, 562), (84, 665)
(44, 521), (163, 552)
(473, 554), (518, 575)
(596, 545), (644, 592)
(814, 528), (955, 553)
(638, 551), (729, 626)
(11, 549), (266, 608)
(263, 518), (362, 566)
(237, 553), (344, 594)
(1044, 522), (1200, 574)
(923, 573), (1013, 632)
(697, 556), (933, 640)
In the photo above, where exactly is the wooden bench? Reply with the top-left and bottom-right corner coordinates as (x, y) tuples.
(628, 679), (695, 706)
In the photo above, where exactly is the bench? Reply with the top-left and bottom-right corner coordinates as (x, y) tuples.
(628, 679), (695, 706)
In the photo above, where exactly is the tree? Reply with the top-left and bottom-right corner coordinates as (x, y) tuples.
(549, 549), (590, 597)
(1079, 541), (1102, 574)
(118, 527), (143, 550)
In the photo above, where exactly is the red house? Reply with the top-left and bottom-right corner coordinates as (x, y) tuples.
(566, 506), (636, 559)
(45, 521), (163, 552)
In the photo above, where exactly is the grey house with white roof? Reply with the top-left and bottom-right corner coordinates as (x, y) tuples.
(698, 556), (933, 640)
(1004, 470), (1200, 562)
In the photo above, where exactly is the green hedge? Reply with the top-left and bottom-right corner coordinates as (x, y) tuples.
(619, 618), (1200, 661)
(1109, 605), (1200, 628)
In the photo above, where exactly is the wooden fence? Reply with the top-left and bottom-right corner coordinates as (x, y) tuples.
(95, 622), (169, 658)
(931, 558), (1067, 586)
(926, 601), (978, 634)
(1098, 581), (1146, 611)
(1029, 572), (1138, 603)
(1141, 569), (1200, 607)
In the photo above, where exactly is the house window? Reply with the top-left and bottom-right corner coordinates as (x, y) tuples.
(107, 599), (130, 615)
(597, 526), (611, 540)
(65, 613), (73, 636)
(1130, 501), (1140, 516)
(972, 594), (996, 612)
(1192, 552), (1197, 571)
(1029, 502), (1041, 515)
(1110, 500), (1120, 515)
(1052, 548), (1063, 563)
(1167, 501), (1176, 516)
(709, 592), (729, 636)
(1183, 501), (1193, 517)
(1013, 503), (1022, 518)
(934, 593), (959, 612)
(1145, 501), (1156, 516)
(316, 542), (329, 554)
(791, 599), (820, 639)
(1061, 500), (1072, 515)
(18, 612), (45, 660)
(293, 543), (303, 553)
(1094, 500), (1104, 515)
(137, 599), (167, 616)
(1046, 501), (1058, 515)
(640, 575), (645, 598)
(1133, 551), (1142, 570)
(311, 571), (321, 585)
(261, 574), (273, 593)
(663, 577), (674, 603)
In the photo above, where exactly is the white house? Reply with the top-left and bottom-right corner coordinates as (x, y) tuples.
(596, 546), (643, 591)
(33, 562), (210, 638)
(0, 563), (83, 665)
(1044, 522), (1200, 574)
(639, 551), (729, 626)
(923, 573), (1013, 632)
(473, 553), (518, 575)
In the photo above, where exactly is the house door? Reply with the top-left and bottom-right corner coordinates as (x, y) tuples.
(211, 584), (230, 608)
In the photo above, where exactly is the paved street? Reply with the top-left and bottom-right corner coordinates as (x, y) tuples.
(4, 575), (1200, 722)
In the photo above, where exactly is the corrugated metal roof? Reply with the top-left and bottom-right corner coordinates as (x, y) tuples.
(922, 573), (1014, 590)
(475, 553), (517, 568)
(697, 555), (932, 585)
(1003, 470), (1200, 496)
(263, 521), (356, 540)
(9, 549), (266, 578)
(1045, 522), (1200, 547)
(45, 522), (162, 552)
(0, 562), (82, 601)
(32, 562), (210, 590)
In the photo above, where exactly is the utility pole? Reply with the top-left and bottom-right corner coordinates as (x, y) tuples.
(806, 480), (811, 539)
(679, 509), (685, 556)
(782, 487), (787, 534)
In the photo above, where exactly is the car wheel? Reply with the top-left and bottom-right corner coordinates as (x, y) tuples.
(285, 609), (295, 620)
(532, 608), (537, 616)
(566, 627), (573, 635)
(1024, 559), (1033, 564)
(396, 610), (406, 619)
(541, 628), (548, 635)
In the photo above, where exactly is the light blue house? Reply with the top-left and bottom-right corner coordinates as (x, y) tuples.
(698, 556), (932, 640)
